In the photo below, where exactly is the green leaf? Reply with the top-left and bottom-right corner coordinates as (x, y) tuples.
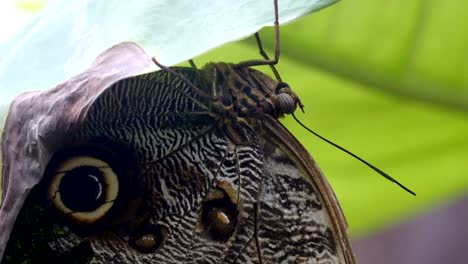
(257, 0), (468, 111)
(190, 28), (468, 237)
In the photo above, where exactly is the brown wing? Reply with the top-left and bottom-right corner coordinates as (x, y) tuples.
(257, 115), (356, 263)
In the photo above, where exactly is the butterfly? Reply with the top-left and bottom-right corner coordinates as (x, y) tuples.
(0, 0), (414, 263)
(1, 46), (355, 263)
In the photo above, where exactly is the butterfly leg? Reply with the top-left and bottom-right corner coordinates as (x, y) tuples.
(253, 32), (283, 82)
(235, 0), (280, 69)
(188, 59), (198, 69)
(151, 57), (214, 101)
(254, 33), (271, 61)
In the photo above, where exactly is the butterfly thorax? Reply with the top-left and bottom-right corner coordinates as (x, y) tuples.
(201, 62), (301, 126)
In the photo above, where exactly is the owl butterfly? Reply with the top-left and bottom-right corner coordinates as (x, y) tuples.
(1, 0), (416, 263)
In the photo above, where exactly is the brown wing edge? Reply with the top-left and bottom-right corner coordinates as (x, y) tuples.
(262, 115), (356, 263)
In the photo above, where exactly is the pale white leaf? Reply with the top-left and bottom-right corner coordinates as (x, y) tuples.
(0, 0), (337, 105)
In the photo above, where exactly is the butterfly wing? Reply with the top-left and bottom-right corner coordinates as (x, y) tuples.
(3, 64), (272, 263)
(258, 115), (355, 263)
(1, 43), (354, 263)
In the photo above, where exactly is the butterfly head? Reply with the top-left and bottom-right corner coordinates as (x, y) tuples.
(202, 62), (303, 122)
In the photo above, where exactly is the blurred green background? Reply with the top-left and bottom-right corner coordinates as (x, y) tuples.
(183, 0), (468, 239)
(1, 0), (468, 243)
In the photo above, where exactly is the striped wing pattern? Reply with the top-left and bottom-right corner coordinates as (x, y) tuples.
(4, 67), (353, 263)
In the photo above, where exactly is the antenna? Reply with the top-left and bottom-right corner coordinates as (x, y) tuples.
(292, 113), (416, 196)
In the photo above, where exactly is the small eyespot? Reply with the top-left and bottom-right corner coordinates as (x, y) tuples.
(130, 225), (167, 253)
(200, 191), (238, 241)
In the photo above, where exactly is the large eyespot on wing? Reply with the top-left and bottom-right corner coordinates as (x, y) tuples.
(47, 156), (118, 223)
(44, 142), (134, 231)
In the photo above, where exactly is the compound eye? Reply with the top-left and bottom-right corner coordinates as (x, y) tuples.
(276, 92), (297, 114)
(47, 156), (120, 225)
(274, 82), (298, 115)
